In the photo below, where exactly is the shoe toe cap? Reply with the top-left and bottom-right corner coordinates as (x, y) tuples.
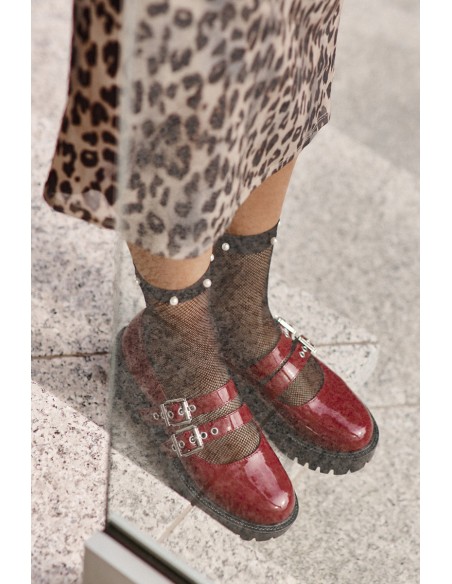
(286, 363), (375, 452)
(334, 400), (374, 451)
(240, 452), (296, 524)
(186, 437), (296, 526)
(314, 365), (375, 452)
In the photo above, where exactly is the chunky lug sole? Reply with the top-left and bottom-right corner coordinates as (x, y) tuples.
(112, 329), (299, 541)
(236, 375), (379, 475)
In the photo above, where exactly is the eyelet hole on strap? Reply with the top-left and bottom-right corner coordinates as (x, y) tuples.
(152, 413), (160, 420)
(201, 432), (208, 440)
(189, 405), (196, 412)
(211, 427), (219, 436)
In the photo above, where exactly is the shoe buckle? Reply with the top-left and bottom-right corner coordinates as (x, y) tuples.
(170, 425), (204, 457)
(276, 316), (298, 339)
(297, 335), (317, 356)
(160, 398), (192, 427)
(276, 316), (317, 355)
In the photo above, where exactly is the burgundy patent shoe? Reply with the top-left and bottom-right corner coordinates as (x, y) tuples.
(233, 317), (379, 475)
(113, 311), (298, 540)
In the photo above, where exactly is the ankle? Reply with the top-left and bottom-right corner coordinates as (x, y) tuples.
(128, 242), (213, 290)
(135, 264), (213, 308)
(216, 223), (279, 254)
(209, 223), (281, 367)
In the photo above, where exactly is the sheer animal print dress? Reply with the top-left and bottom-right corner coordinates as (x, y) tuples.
(44, 0), (342, 259)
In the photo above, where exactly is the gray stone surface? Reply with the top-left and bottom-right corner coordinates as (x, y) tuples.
(333, 0), (419, 176)
(31, 0), (418, 582)
(108, 449), (190, 539)
(31, 383), (106, 584)
(32, 355), (110, 428)
(31, 193), (116, 356)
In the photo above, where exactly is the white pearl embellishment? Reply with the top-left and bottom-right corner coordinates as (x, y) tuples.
(222, 242), (230, 251)
(169, 296), (179, 306)
(210, 254), (214, 262)
(203, 278), (212, 288)
(270, 237), (277, 245)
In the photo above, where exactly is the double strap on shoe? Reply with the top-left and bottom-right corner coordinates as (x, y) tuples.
(138, 378), (254, 458)
(246, 317), (317, 401)
(162, 403), (254, 457)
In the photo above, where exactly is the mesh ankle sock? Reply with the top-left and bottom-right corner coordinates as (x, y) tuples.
(210, 225), (281, 368)
(135, 267), (260, 463)
(210, 224), (324, 407)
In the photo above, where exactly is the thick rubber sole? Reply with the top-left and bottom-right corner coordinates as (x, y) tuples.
(235, 374), (379, 475)
(112, 328), (299, 541)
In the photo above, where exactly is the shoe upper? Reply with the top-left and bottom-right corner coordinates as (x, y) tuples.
(184, 434), (296, 525)
(243, 322), (375, 453)
(120, 311), (297, 526)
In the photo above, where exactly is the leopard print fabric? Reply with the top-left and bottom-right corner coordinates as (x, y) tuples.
(44, 0), (342, 258)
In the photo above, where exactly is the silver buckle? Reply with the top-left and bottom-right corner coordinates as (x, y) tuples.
(160, 398), (192, 427)
(276, 316), (317, 355)
(297, 335), (316, 356)
(170, 425), (204, 457)
(276, 316), (298, 339)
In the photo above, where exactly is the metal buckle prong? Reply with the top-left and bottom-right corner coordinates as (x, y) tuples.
(297, 335), (317, 355)
(276, 316), (297, 339)
(276, 316), (317, 354)
(171, 425), (204, 457)
(160, 398), (192, 427)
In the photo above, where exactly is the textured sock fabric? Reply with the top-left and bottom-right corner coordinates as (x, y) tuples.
(135, 268), (260, 463)
(209, 225), (281, 370)
(210, 225), (324, 406)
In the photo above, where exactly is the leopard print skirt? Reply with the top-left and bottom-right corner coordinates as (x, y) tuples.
(44, 0), (342, 259)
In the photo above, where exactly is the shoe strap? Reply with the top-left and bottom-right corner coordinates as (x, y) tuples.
(246, 328), (294, 382)
(245, 317), (316, 401)
(161, 403), (254, 458)
(261, 340), (312, 401)
(139, 378), (238, 427)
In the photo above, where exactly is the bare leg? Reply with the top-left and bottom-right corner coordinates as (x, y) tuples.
(128, 243), (212, 289)
(227, 157), (297, 235)
(128, 157), (297, 285)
